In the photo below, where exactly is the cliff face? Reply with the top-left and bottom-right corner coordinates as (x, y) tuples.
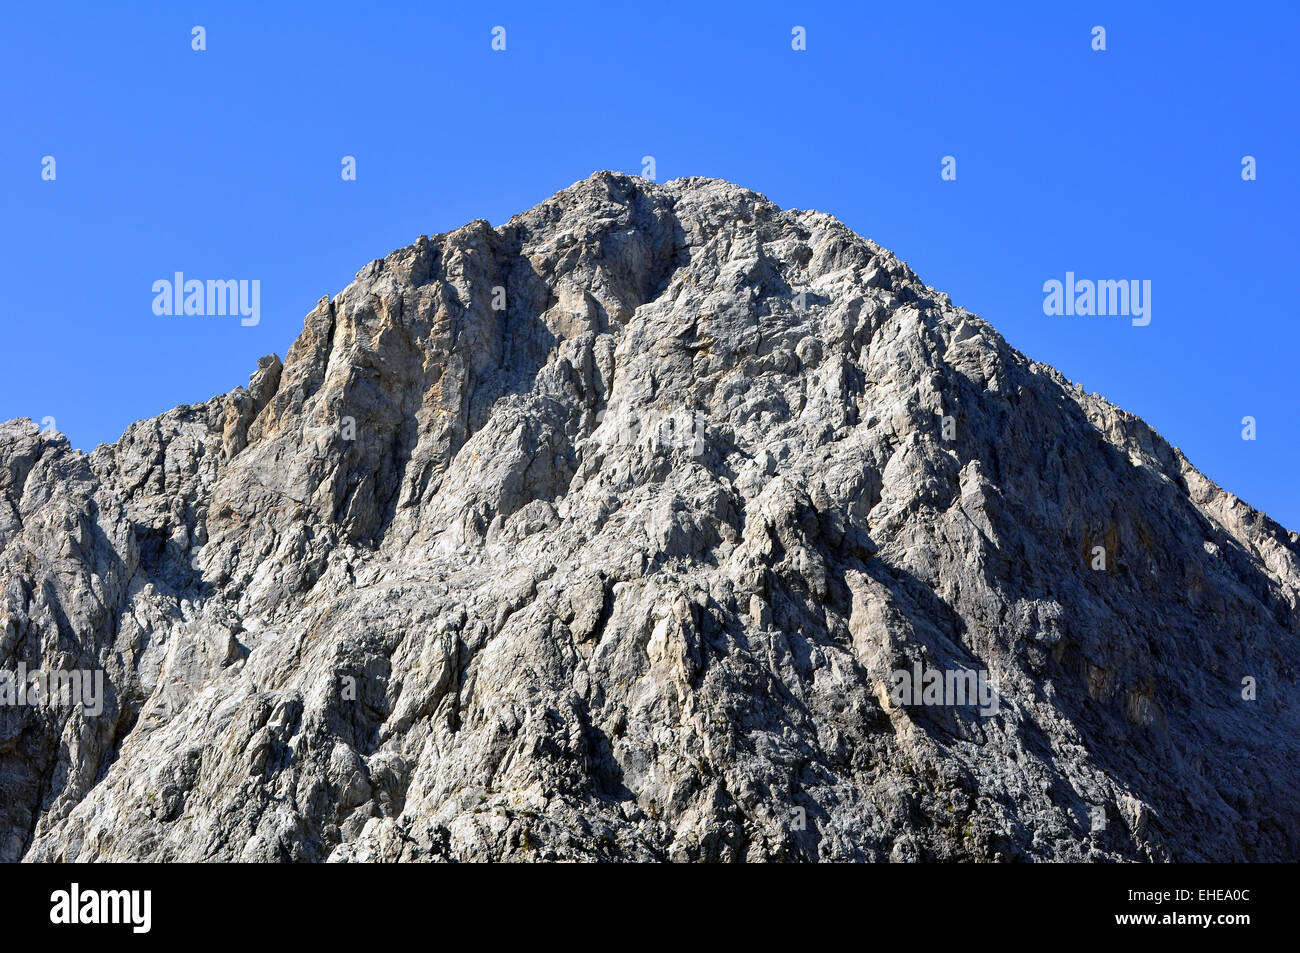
(3, 172), (1297, 862)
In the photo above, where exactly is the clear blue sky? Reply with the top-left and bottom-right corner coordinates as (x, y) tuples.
(4, 2), (1297, 528)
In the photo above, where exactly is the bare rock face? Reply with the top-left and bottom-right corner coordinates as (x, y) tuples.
(3, 172), (1297, 862)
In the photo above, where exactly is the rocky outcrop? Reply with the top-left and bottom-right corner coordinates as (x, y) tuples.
(3, 172), (1297, 862)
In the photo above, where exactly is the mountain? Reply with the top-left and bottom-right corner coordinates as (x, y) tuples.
(3, 172), (1297, 862)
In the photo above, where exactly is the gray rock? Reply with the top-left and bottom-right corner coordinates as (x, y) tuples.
(3, 172), (1296, 862)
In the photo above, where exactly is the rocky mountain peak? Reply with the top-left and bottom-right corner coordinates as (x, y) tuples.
(2, 172), (1296, 861)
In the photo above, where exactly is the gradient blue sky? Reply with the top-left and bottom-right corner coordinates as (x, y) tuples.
(4, 2), (1297, 528)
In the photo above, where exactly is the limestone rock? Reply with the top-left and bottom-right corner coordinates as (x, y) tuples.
(3, 172), (1296, 862)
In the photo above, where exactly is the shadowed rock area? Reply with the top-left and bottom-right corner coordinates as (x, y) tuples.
(2, 172), (1297, 861)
